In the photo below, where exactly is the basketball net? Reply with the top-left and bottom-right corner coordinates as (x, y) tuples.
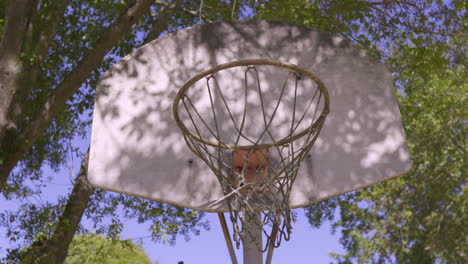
(173, 59), (329, 252)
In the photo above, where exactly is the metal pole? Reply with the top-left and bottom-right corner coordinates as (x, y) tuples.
(242, 211), (263, 264)
(218, 213), (238, 264)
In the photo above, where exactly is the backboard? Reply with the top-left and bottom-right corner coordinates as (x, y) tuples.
(88, 20), (411, 212)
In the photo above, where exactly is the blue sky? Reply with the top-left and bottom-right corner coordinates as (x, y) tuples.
(120, 211), (343, 263)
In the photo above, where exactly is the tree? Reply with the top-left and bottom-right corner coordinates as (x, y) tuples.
(296, 1), (466, 263)
(251, 0), (466, 262)
(65, 234), (152, 264)
(0, 0), (152, 186)
(1, 0), (245, 263)
(329, 42), (466, 264)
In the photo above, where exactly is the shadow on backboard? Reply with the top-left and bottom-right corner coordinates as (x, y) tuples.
(88, 20), (411, 212)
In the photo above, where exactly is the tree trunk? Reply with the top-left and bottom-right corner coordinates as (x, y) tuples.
(0, 0), (30, 162)
(20, 150), (94, 264)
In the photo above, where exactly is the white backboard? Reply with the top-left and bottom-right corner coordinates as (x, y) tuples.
(88, 20), (411, 212)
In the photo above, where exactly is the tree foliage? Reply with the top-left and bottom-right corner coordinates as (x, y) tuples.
(65, 234), (152, 264)
(298, 1), (467, 263)
(331, 63), (466, 264)
(1, 0), (242, 263)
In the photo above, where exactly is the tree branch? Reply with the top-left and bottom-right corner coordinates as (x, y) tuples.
(357, 0), (417, 7)
(0, 0), (153, 187)
(21, 0), (39, 57)
(0, 0), (30, 61)
(21, 150), (94, 264)
(371, 6), (448, 36)
(145, 0), (184, 44)
(10, 0), (73, 139)
(154, 0), (200, 20)
(0, 0), (31, 147)
(31, 0), (72, 61)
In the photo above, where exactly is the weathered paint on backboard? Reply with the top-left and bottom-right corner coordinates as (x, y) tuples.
(88, 20), (411, 212)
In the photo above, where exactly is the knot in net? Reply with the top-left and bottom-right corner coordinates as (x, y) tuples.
(173, 59), (329, 251)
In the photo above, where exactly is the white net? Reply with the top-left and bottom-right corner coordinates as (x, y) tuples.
(173, 59), (329, 251)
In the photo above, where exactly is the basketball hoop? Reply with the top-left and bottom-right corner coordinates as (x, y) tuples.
(173, 59), (330, 253)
